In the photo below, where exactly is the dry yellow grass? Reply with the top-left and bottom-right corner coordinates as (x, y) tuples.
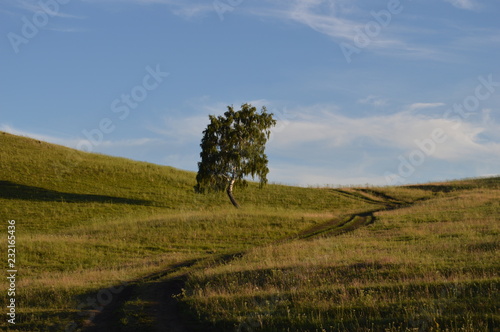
(183, 182), (500, 331)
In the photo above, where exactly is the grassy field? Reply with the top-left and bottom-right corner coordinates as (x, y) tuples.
(1, 131), (499, 331)
(183, 184), (500, 331)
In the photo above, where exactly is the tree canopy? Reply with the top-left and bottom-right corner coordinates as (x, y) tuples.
(195, 103), (277, 207)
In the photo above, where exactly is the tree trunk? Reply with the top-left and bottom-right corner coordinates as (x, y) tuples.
(226, 178), (240, 208)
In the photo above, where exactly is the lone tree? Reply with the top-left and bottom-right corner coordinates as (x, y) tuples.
(195, 103), (276, 208)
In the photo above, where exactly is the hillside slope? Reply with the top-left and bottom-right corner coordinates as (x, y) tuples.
(0, 132), (381, 331)
(183, 182), (500, 331)
(1, 132), (498, 331)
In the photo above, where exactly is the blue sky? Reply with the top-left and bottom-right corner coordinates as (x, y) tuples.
(1, 0), (500, 186)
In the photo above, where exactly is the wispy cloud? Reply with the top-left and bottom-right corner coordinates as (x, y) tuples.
(98, 138), (161, 148)
(4, 102), (499, 186)
(443, 0), (478, 10)
(148, 98), (276, 143)
(242, 0), (448, 61)
(0, 7), (17, 17)
(358, 95), (388, 107)
(46, 26), (88, 33)
(172, 3), (213, 19)
(287, 0), (361, 41)
(269, 104), (500, 162)
(407, 102), (446, 112)
(146, 99), (500, 185)
(0, 124), (81, 147)
(269, 162), (390, 187)
(148, 115), (209, 143)
(81, 0), (213, 19)
(0, 124), (161, 151)
(6, 0), (85, 19)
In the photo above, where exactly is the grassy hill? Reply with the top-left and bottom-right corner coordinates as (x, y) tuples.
(0, 131), (498, 331)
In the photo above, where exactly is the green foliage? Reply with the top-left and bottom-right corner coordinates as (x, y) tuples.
(195, 103), (276, 198)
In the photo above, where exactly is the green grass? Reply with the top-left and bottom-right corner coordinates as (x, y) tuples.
(0, 132), (376, 331)
(183, 182), (500, 331)
(1, 131), (499, 331)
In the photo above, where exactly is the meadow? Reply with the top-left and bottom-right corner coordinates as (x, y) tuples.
(183, 184), (499, 331)
(0, 131), (498, 331)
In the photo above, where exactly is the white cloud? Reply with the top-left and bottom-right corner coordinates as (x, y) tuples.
(98, 138), (161, 148)
(5, 99), (499, 187)
(151, 101), (500, 176)
(245, 1), (451, 62)
(0, 124), (161, 152)
(269, 162), (390, 187)
(444, 0), (478, 10)
(268, 103), (500, 162)
(149, 115), (208, 143)
(172, 3), (213, 19)
(148, 99), (278, 143)
(81, 0), (213, 19)
(0, 124), (81, 147)
(7, 0), (85, 19)
(407, 102), (446, 112)
(287, 0), (361, 41)
(358, 95), (388, 107)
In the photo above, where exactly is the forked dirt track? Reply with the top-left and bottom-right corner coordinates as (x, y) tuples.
(83, 189), (411, 332)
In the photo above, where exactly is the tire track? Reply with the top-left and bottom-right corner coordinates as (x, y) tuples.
(82, 189), (412, 331)
(82, 259), (200, 332)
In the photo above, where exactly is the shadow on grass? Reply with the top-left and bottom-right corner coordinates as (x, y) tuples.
(404, 184), (471, 193)
(79, 258), (202, 332)
(0, 180), (152, 206)
(182, 270), (500, 332)
(405, 177), (500, 193)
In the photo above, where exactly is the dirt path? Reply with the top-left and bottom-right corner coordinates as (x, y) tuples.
(149, 252), (245, 332)
(151, 276), (189, 332)
(294, 209), (378, 240)
(83, 282), (137, 332)
(293, 188), (406, 240)
(82, 189), (409, 331)
(82, 260), (199, 332)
